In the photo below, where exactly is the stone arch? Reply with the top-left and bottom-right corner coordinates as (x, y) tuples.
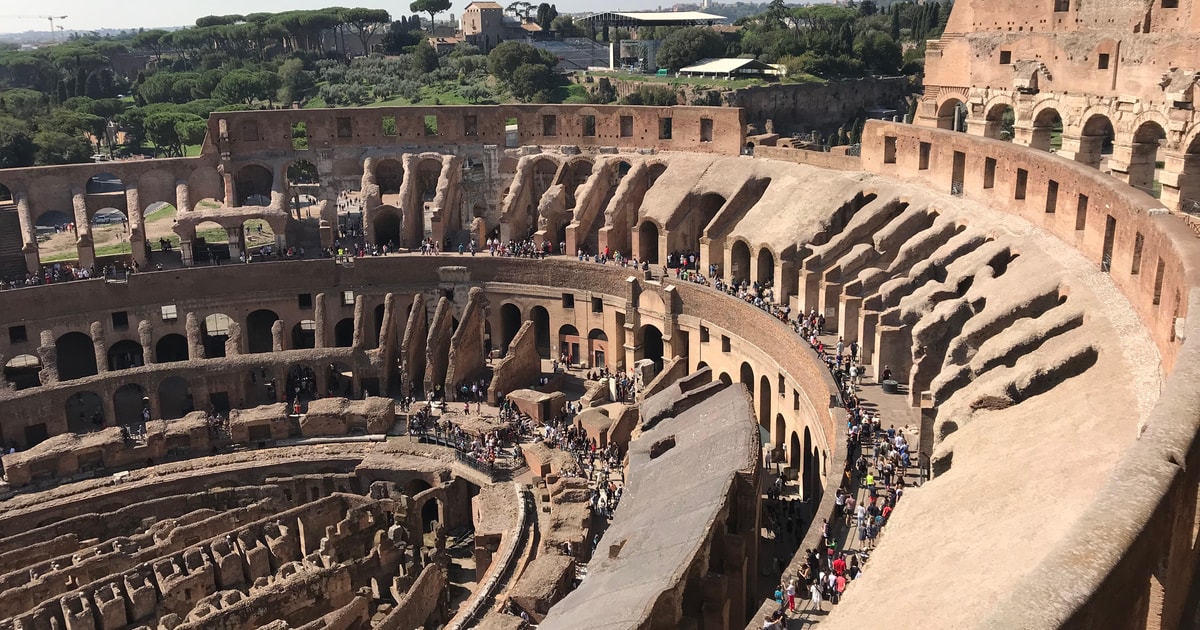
(802, 426), (814, 499)
(155, 333), (189, 363)
(936, 96), (967, 132)
(774, 414), (786, 451)
(739, 362), (754, 402)
(757, 246), (775, 285)
(500, 302), (522, 354)
(530, 305), (551, 359)
(373, 205), (401, 247)
(374, 303), (386, 348)
(187, 167), (223, 206)
(559, 157), (594, 211)
(292, 320), (317, 349)
(4, 354), (41, 390)
(638, 220), (660, 264)
(1077, 112), (1116, 168)
(287, 363), (318, 403)
(718, 372), (732, 386)
(107, 339), (145, 371)
(558, 324), (580, 364)
(730, 239), (751, 283)
(85, 172), (125, 195)
(114, 383), (147, 425)
(158, 376), (193, 419)
(375, 158), (404, 196)
(1029, 105), (1064, 152)
(789, 430), (801, 470)
(56, 331), (97, 380)
(588, 328), (608, 369)
(334, 318), (355, 347)
(641, 324), (664, 368)
(984, 101), (1016, 142)
(202, 313), (232, 358)
(668, 191), (725, 258)
(1174, 132), (1200, 213)
(1127, 120), (1168, 196)
(246, 309), (280, 354)
(66, 391), (104, 433)
(235, 164), (273, 206)
(758, 374), (771, 430)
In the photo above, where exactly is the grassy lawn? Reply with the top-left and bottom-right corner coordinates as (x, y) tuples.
(553, 83), (592, 104)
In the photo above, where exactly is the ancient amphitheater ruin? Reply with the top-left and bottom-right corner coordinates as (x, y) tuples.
(0, 1), (1199, 628)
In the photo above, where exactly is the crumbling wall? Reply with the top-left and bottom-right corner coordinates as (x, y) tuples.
(401, 293), (428, 397)
(486, 321), (540, 404)
(424, 297), (454, 397)
(445, 287), (488, 401)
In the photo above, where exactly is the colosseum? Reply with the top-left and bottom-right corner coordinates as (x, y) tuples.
(0, 1), (1198, 628)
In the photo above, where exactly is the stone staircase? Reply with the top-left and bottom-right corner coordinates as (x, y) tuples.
(0, 206), (26, 280)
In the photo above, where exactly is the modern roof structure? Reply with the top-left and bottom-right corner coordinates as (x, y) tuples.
(464, 1), (504, 9)
(677, 57), (776, 78)
(578, 10), (727, 27)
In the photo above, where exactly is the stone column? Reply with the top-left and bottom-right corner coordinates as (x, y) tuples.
(139, 320), (154, 365)
(272, 320), (284, 352)
(314, 293), (328, 348)
(91, 321), (108, 373)
(72, 188), (96, 269)
(37, 330), (58, 385)
(352, 296), (367, 350)
(14, 193), (39, 275)
(225, 321), (242, 356)
(175, 179), (192, 213)
(101, 393), (116, 427)
(126, 187), (147, 267)
(272, 162), (288, 214)
(1160, 151), (1200, 213)
(179, 240), (195, 267)
(223, 170), (237, 207)
(858, 311), (878, 366)
(185, 312), (205, 359)
(226, 226), (244, 261)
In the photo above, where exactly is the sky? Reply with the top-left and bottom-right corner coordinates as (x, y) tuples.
(1, 0), (701, 32)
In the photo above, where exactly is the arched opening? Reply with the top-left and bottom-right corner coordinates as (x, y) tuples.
(500, 303), (521, 354)
(758, 375), (771, 430)
(145, 202), (178, 257)
(246, 309), (280, 354)
(287, 364), (318, 405)
(202, 313), (232, 358)
(86, 173), (125, 195)
(789, 430), (801, 471)
(638, 221), (659, 264)
(1129, 121), (1167, 197)
(530, 306), (550, 359)
(1177, 135), (1200, 213)
(802, 427), (813, 499)
(113, 383), (147, 425)
(421, 498), (441, 533)
(374, 303), (386, 348)
(730, 240), (751, 284)
(154, 333), (189, 363)
(373, 207), (401, 247)
(235, 164), (273, 206)
(245, 367), (277, 406)
(376, 159), (404, 197)
(35, 210), (78, 265)
(107, 339), (145, 371)
(158, 376), (193, 419)
(1079, 114), (1116, 169)
(561, 159), (593, 211)
(334, 318), (355, 347)
(4, 355), (42, 390)
(985, 103), (1016, 141)
(90, 208), (132, 257)
(757, 247), (775, 286)
(292, 320), (317, 350)
(414, 158), (443, 210)
(588, 328), (608, 369)
(287, 160), (319, 218)
(774, 414), (785, 451)
(937, 98), (967, 132)
(641, 324), (664, 368)
(194, 221), (230, 264)
(66, 391), (105, 433)
(328, 361), (355, 398)
(56, 332), (97, 380)
(242, 218), (275, 254)
(718, 372), (732, 386)
(1030, 108), (1064, 152)
(668, 192), (724, 260)
(739, 362), (754, 402)
(528, 158), (559, 235)
(558, 324), (580, 365)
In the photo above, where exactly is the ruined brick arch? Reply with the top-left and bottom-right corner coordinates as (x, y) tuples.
(499, 301), (522, 354)
(186, 167), (224, 208)
(113, 382), (147, 425)
(983, 97), (1017, 141)
(1076, 110), (1118, 168)
(374, 158), (404, 196)
(154, 333), (189, 363)
(756, 244), (777, 284)
(1127, 118), (1170, 195)
(729, 238), (752, 283)
(246, 309), (280, 354)
(107, 338), (145, 371)
(936, 96), (968, 131)
(55, 331), (97, 381)
(636, 218), (662, 264)
(372, 204), (402, 247)
(66, 390), (104, 433)
(1028, 104), (1065, 152)
(234, 163), (273, 207)
(27, 175), (73, 225)
(157, 375), (192, 419)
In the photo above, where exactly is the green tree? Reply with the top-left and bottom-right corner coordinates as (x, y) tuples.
(277, 58), (316, 105)
(890, 6), (902, 41)
(460, 82), (492, 103)
(33, 130), (92, 165)
(410, 0), (453, 31)
(0, 88), (50, 120)
(212, 69), (281, 106)
(381, 19), (424, 53)
(655, 26), (726, 72)
(854, 31), (902, 75)
(536, 3), (558, 30)
(411, 39), (439, 73)
(144, 111), (205, 157)
(488, 40), (557, 84)
(550, 15), (584, 37)
(340, 8), (392, 53)
(509, 63), (556, 102)
(0, 115), (35, 168)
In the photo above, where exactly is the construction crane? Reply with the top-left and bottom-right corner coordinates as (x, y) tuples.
(3, 15), (69, 41)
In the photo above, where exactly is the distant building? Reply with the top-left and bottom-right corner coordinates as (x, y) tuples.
(677, 58), (778, 80)
(460, 1), (543, 52)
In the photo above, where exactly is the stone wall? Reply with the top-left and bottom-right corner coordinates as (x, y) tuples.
(444, 287), (488, 401)
(487, 321), (540, 404)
